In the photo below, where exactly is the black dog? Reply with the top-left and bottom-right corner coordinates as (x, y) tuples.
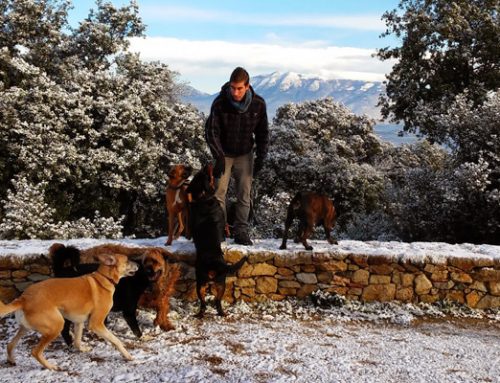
(279, 191), (338, 251)
(186, 163), (247, 318)
(51, 244), (150, 343)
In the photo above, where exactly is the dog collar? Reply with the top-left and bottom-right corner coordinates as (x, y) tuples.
(96, 271), (118, 286)
(168, 179), (190, 190)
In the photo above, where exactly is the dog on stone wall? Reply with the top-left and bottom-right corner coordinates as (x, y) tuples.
(279, 191), (338, 251)
(165, 164), (192, 246)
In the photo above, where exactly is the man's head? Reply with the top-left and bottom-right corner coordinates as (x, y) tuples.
(229, 67), (250, 102)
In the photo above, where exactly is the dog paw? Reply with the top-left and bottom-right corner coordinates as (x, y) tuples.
(76, 345), (91, 353)
(279, 244), (287, 250)
(305, 246), (313, 251)
(159, 323), (175, 332)
(123, 352), (134, 361)
(193, 312), (205, 319)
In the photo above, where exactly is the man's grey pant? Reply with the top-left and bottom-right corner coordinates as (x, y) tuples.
(215, 152), (253, 236)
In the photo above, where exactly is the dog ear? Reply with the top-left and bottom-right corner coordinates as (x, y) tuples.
(97, 254), (117, 266)
(157, 248), (174, 261)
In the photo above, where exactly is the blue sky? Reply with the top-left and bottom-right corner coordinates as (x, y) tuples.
(69, 1), (401, 93)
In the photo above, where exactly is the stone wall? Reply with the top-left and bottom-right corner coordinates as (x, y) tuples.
(1, 248), (499, 309)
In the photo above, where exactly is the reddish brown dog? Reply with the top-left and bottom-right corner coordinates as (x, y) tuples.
(165, 164), (192, 246)
(280, 191), (338, 251)
(137, 248), (180, 331)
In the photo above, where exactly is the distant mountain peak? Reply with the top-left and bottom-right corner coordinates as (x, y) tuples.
(182, 71), (385, 120)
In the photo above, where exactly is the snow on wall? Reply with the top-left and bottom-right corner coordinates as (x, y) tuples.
(0, 238), (499, 309)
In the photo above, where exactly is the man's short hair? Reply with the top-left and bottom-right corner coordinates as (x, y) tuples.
(230, 67), (250, 85)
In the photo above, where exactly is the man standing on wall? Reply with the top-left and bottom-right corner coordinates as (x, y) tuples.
(205, 67), (269, 245)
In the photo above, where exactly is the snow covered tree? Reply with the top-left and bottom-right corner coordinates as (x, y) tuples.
(0, 0), (208, 239)
(377, 0), (500, 143)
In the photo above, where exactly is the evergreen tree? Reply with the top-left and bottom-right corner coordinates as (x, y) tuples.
(377, 0), (500, 143)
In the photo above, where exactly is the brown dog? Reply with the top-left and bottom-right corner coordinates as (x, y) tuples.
(138, 248), (181, 331)
(165, 164), (192, 246)
(280, 191), (338, 251)
(0, 253), (137, 370)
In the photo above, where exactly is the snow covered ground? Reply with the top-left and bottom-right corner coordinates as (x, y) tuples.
(0, 238), (499, 382)
(0, 297), (499, 383)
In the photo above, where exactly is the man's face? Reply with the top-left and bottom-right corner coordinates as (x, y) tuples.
(229, 81), (249, 102)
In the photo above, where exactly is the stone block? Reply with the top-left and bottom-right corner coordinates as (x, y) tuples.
(414, 274), (433, 295)
(256, 277), (278, 294)
(401, 273), (415, 287)
(278, 280), (301, 289)
(369, 264), (393, 275)
(361, 284), (396, 302)
(474, 268), (500, 282)
(351, 269), (369, 286)
(396, 287), (414, 302)
(489, 282), (500, 296)
(445, 291), (465, 304)
(319, 261), (347, 272)
(448, 258), (476, 271)
(466, 291), (484, 308)
(433, 280), (455, 290)
(476, 294), (500, 309)
(296, 273), (318, 284)
(301, 264), (316, 273)
(349, 254), (368, 267)
(12, 270), (29, 279)
(369, 275), (391, 284)
(274, 253), (312, 267)
(0, 286), (18, 302)
(277, 267), (294, 276)
(470, 281), (488, 292)
(419, 294), (440, 304)
(234, 278), (256, 287)
(450, 272), (473, 284)
(317, 272), (332, 283)
(278, 287), (297, 295)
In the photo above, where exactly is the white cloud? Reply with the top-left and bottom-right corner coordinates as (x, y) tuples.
(128, 37), (395, 93)
(140, 5), (385, 31)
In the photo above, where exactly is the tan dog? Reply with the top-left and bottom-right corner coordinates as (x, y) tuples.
(0, 253), (138, 371)
(138, 248), (181, 331)
(165, 164), (192, 246)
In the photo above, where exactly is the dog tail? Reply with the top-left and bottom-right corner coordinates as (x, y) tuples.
(50, 243), (82, 277)
(0, 297), (23, 317)
(224, 256), (248, 275)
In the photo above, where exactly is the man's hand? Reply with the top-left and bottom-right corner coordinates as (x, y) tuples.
(213, 156), (225, 178)
(253, 157), (264, 177)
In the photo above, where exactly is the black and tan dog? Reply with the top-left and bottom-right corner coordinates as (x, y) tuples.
(165, 164), (192, 246)
(0, 253), (137, 370)
(279, 191), (338, 251)
(186, 163), (247, 318)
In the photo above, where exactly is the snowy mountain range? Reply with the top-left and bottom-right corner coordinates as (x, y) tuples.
(182, 71), (385, 120)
